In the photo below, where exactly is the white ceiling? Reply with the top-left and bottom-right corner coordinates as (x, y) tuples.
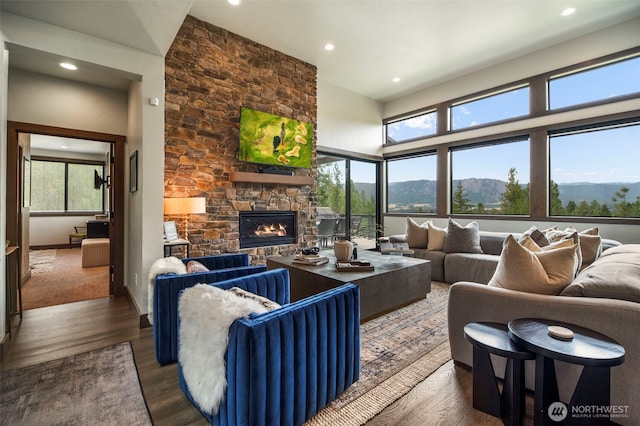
(2, 0), (640, 102)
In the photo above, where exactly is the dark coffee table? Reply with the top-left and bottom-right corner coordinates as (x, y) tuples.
(508, 318), (625, 426)
(267, 250), (431, 321)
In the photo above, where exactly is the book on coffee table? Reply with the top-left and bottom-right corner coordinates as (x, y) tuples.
(293, 254), (329, 266)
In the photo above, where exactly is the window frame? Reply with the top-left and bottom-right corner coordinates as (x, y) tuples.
(30, 155), (106, 216)
(381, 46), (640, 225)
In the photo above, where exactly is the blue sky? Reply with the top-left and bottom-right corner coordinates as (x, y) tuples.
(382, 55), (640, 185)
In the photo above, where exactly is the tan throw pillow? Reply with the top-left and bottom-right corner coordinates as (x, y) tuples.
(427, 222), (447, 251)
(186, 260), (209, 273)
(488, 234), (579, 295)
(406, 217), (430, 249)
(443, 219), (482, 253)
(521, 235), (581, 278)
(227, 287), (281, 311)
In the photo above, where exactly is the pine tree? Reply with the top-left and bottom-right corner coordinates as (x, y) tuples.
(452, 181), (473, 213)
(500, 167), (529, 214)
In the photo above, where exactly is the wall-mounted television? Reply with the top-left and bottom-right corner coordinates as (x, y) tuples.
(238, 107), (313, 169)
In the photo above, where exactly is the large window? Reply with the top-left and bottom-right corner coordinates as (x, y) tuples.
(549, 55), (640, 110)
(31, 158), (104, 213)
(386, 154), (437, 214)
(549, 122), (640, 218)
(450, 86), (529, 131)
(385, 110), (437, 144)
(450, 138), (529, 214)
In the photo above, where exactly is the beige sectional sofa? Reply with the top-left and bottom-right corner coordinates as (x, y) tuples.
(448, 244), (640, 425)
(389, 229), (619, 284)
(391, 219), (639, 424)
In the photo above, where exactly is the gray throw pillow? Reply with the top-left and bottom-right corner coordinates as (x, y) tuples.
(443, 219), (482, 253)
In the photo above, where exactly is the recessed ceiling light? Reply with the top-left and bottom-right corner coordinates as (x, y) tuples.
(228, 0), (240, 5)
(561, 7), (576, 17)
(392, 77), (401, 83)
(60, 145), (69, 149)
(60, 62), (77, 70)
(324, 43), (335, 51)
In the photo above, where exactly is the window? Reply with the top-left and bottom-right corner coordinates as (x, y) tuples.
(385, 110), (437, 144)
(450, 86), (529, 131)
(549, 122), (640, 218)
(386, 154), (437, 214)
(450, 138), (530, 214)
(31, 158), (104, 213)
(549, 55), (640, 110)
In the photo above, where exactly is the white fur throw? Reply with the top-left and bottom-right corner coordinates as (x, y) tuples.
(178, 284), (270, 415)
(147, 256), (187, 325)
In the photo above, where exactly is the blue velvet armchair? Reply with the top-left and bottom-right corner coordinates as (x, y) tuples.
(153, 253), (267, 365)
(178, 268), (361, 426)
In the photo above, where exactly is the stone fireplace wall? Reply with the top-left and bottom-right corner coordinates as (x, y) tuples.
(164, 15), (317, 263)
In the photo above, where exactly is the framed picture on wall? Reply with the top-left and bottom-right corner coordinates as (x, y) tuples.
(129, 150), (138, 193)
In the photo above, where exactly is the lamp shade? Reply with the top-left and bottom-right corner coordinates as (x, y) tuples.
(164, 197), (206, 215)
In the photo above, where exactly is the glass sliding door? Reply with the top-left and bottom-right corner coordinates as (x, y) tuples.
(349, 160), (377, 249)
(317, 153), (379, 251)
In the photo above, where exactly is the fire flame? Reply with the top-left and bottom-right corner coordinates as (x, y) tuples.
(254, 223), (288, 237)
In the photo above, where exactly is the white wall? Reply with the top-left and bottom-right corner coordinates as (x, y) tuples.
(317, 80), (384, 157)
(8, 70), (128, 134)
(1, 25), (9, 342)
(1, 12), (166, 323)
(383, 17), (640, 119)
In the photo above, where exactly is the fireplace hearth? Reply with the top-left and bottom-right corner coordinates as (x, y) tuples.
(239, 211), (297, 248)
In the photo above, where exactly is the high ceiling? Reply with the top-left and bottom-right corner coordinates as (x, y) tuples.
(2, 0), (640, 102)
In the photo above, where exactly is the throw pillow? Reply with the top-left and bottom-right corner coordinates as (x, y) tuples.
(227, 287), (281, 311)
(518, 225), (550, 247)
(545, 226), (602, 270)
(406, 217), (430, 249)
(186, 260), (209, 273)
(488, 234), (579, 295)
(443, 219), (482, 253)
(520, 234), (581, 278)
(427, 222), (447, 251)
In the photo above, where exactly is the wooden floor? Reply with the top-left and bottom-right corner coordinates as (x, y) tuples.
(1, 295), (533, 425)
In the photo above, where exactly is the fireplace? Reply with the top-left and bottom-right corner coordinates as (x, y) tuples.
(239, 211), (297, 248)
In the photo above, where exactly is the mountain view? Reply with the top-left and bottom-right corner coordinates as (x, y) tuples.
(354, 179), (640, 214)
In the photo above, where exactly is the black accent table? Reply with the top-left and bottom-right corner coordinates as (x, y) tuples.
(464, 322), (535, 426)
(508, 318), (625, 426)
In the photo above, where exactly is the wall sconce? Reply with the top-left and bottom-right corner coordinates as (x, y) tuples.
(163, 197), (206, 240)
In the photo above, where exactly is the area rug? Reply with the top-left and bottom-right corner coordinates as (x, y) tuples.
(305, 281), (451, 426)
(29, 249), (57, 274)
(0, 342), (151, 425)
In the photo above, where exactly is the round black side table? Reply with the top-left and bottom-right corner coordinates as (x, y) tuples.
(464, 322), (535, 426)
(508, 318), (625, 426)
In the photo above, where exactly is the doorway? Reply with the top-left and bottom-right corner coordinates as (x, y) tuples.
(6, 122), (126, 313)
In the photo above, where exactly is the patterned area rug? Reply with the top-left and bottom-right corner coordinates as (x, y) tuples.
(305, 281), (451, 426)
(0, 342), (151, 425)
(29, 249), (57, 274)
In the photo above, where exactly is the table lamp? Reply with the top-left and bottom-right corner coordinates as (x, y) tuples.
(163, 197), (206, 240)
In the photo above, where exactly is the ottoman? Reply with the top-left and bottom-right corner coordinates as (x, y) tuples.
(81, 238), (110, 267)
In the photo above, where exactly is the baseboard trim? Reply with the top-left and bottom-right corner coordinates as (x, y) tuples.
(125, 286), (151, 329)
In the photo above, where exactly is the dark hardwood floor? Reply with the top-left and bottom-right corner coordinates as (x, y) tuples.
(1, 295), (531, 425)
